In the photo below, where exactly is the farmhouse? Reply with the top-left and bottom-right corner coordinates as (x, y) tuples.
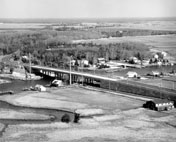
(152, 71), (160, 77)
(97, 58), (106, 64)
(50, 80), (63, 87)
(127, 71), (138, 78)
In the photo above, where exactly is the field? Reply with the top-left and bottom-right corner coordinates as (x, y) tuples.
(73, 34), (176, 61)
(0, 87), (176, 142)
(0, 23), (47, 30)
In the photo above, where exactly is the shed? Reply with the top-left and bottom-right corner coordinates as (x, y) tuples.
(81, 59), (89, 66)
(35, 85), (46, 92)
(97, 58), (106, 64)
(152, 71), (160, 77)
(143, 99), (174, 111)
(50, 79), (63, 87)
(127, 71), (138, 78)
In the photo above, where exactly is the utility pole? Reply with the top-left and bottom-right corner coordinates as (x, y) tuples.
(70, 56), (72, 85)
(29, 53), (31, 79)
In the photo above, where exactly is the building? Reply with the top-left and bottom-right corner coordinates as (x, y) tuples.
(81, 59), (89, 67)
(152, 71), (160, 77)
(129, 57), (139, 64)
(50, 80), (63, 87)
(97, 58), (106, 64)
(127, 71), (138, 78)
(143, 99), (174, 111)
(34, 85), (46, 92)
(162, 77), (176, 90)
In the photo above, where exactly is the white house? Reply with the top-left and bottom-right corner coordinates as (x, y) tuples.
(154, 54), (159, 59)
(34, 84), (46, 92)
(97, 58), (106, 64)
(152, 71), (160, 77)
(127, 71), (138, 78)
(51, 79), (63, 87)
(129, 57), (139, 64)
(161, 51), (167, 57)
(81, 59), (89, 66)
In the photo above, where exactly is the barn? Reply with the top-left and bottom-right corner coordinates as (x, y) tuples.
(143, 99), (174, 111)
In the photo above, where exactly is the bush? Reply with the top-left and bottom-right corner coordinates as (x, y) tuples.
(61, 114), (70, 123)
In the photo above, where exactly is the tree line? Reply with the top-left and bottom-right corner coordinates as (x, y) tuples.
(0, 29), (163, 69)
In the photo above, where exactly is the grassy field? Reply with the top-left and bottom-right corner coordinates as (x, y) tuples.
(73, 34), (176, 61)
(0, 87), (176, 142)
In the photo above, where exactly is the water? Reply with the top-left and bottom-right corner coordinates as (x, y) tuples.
(0, 77), (52, 93)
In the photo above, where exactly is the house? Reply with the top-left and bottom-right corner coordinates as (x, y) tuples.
(152, 71), (160, 77)
(129, 57), (139, 64)
(154, 54), (159, 59)
(71, 60), (76, 66)
(81, 59), (89, 67)
(161, 51), (167, 57)
(127, 71), (138, 78)
(143, 99), (174, 111)
(34, 85), (46, 92)
(97, 58), (106, 64)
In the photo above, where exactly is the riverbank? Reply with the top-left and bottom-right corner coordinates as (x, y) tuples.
(0, 67), (41, 81)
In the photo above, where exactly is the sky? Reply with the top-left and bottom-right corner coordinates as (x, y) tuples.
(0, 0), (176, 18)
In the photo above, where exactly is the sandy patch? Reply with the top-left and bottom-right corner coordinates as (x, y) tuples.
(79, 119), (99, 127)
(93, 114), (123, 122)
(19, 122), (70, 129)
(76, 109), (104, 116)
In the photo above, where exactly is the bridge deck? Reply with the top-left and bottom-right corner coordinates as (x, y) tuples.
(31, 65), (118, 81)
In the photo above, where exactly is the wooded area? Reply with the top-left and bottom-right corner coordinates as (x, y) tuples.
(0, 28), (175, 68)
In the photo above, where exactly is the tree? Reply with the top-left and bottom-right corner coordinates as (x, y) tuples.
(10, 67), (14, 74)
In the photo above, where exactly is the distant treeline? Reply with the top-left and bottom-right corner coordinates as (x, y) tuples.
(98, 28), (176, 37)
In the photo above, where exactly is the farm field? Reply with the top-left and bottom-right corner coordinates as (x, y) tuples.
(0, 23), (48, 30)
(0, 87), (176, 142)
(73, 34), (176, 60)
(107, 20), (176, 31)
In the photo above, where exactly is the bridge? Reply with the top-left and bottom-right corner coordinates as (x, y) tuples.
(30, 65), (176, 103)
(31, 65), (119, 84)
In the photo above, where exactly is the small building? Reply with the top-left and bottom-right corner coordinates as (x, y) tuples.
(161, 51), (167, 57)
(97, 58), (106, 64)
(71, 60), (76, 66)
(154, 54), (159, 59)
(129, 57), (139, 64)
(152, 71), (160, 77)
(34, 84), (46, 92)
(50, 79), (63, 87)
(127, 71), (138, 78)
(81, 59), (89, 67)
(143, 99), (174, 111)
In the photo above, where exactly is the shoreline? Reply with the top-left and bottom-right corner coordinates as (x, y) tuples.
(0, 72), (42, 81)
